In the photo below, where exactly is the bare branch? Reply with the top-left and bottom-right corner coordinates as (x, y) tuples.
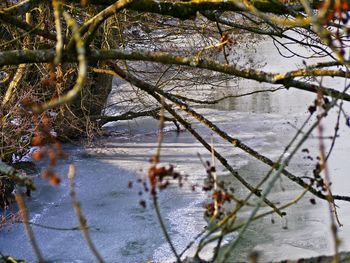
(1, 49), (350, 102)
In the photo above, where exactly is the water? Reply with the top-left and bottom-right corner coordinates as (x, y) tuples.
(1, 36), (350, 262)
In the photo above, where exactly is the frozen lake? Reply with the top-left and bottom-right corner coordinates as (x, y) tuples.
(1, 36), (350, 262)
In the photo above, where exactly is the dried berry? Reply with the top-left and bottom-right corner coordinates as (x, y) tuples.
(302, 148), (309, 154)
(49, 175), (61, 186)
(308, 105), (317, 114)
(32, 150), (45, 161)
(139, 200), (146, 208)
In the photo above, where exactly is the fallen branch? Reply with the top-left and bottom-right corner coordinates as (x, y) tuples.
(109, 63), (283, 217)
(108, 62), (350, 204)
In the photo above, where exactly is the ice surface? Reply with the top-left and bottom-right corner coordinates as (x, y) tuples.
(2, 34), (350, 263)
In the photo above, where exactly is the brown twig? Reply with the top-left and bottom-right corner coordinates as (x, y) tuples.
(68, 164), (105, 263)
(316, 95), (341, 263)
(150, 97), (181, 262)
(15, 193), (44, 263)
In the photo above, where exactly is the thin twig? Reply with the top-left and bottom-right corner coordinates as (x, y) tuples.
(211, 138), (218, 220)
(153, 195), (181, 262)
(15, 193), (44, 263)
(68, 164), (105, 263)
(151, 97), (181, 262)
(316, 93), (341, 263)
(155, 97), (165, 163)
(172, 87), (284, 105)
(14, 221), (95, 231)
